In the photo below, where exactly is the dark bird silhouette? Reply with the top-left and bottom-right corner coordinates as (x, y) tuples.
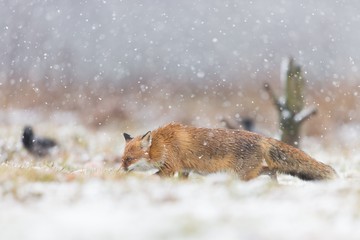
(22, 126), (57, 157)
(221, 116), (255, 132)
(240, 117), (255, 132)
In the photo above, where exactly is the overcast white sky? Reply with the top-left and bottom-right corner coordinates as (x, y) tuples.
(1, 0), (360, 85)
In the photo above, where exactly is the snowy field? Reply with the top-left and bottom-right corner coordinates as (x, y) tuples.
(1, 118), (360, 240)
(2, 1), (360, 239)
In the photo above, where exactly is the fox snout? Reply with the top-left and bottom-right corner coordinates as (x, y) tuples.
(121, 157), (134, 172)
(122, 156), (160, 172)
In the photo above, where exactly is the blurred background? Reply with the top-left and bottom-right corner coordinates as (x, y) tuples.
(0, 0), (359, 142)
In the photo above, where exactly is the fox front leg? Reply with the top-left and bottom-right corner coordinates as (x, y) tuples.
(156, 170), (189, 179)
(178, 171), (190, 179)
(155, 168), (175, 178)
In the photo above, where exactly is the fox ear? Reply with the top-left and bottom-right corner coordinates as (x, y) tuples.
(141, 131), (152, 149)
(123, 133), (133, 142)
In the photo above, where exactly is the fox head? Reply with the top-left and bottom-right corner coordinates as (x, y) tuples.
(122, 131), (159, 172)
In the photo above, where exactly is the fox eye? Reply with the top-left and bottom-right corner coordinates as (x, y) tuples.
(124, 157), (133, 163)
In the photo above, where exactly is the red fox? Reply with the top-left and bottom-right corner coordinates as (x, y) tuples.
(121, 122), (337, 181)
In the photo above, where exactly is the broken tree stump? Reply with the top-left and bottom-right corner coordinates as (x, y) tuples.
(264, 57), (317, 147)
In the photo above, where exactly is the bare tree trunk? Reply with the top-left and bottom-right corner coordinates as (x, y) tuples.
(264, 57), (317, 147)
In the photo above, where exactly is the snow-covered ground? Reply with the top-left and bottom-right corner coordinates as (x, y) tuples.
(1, 119), (360, 240)
(1, 174), (360, 240)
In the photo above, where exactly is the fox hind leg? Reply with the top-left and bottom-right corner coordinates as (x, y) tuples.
(236, 162), (264, 181)
(259, 166), (278, 182)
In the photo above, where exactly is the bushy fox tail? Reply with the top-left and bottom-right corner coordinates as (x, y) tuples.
(262, 138), (338, 181)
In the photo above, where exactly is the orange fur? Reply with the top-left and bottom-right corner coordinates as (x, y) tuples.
(121, 123), (337, 181)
